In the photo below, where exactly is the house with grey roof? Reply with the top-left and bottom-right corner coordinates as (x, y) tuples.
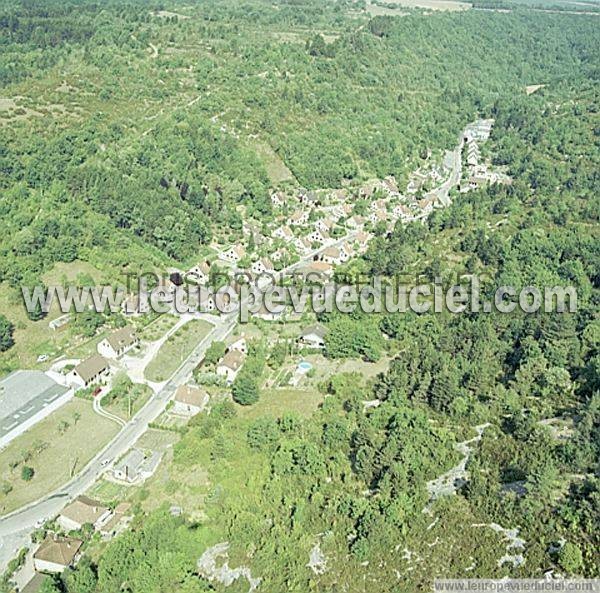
(298, 323), (328, 349)
(113, 448), (162, 484)
(97, 327), (138, 359)
(67, 355), (110, 389)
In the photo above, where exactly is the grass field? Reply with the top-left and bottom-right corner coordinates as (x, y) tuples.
(0, 400), (118, 515)
(138, 314), (180, 342)
(0, 282), (73, 373)
(41, 260), (107, 287)
(252, 141), (295, 184)
(104, 384), (153, 422)
(237, 388), (324, 420)
(0, 258), (137, 373)
(145, 319), (213, 382)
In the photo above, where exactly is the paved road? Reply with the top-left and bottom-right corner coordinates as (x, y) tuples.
(431, 137), (463, 208)
(0, 229), (362, 567)
(0, 132), (467, 568)
(0, 317), (235, 569)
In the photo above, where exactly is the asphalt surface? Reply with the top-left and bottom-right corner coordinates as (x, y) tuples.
(0, 317), (235, 568)
(0, 136), (465, 568)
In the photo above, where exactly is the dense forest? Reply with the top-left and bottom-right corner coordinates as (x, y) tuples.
(0, 0), (599, 591)
(1, 0), (598, 284)
(32, 79), (600, 593)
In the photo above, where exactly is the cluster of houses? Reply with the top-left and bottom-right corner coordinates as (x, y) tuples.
(33, 497), (132, 574)
(174, 171), (451, 294)
(66, 326), (139, 391)
(460, 119), (512, 192)
(120, 133), (505, 318)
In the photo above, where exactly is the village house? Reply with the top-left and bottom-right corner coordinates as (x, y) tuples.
(320, 246), (347, 266)
(67, 355), (110, 389)
(307, 228), (330, 245)
(154, 277), (177, 304)
(294, 236), (313, 255)
(341, 241), (355, 259)
(466, 173), (491, 190)
(216, 349), (245, 383)
(298, 323), (328, 349)
(197, 291), (216, 313)
(383, 175), (400, 196)
(407, 170), (428, 194)
(352, 231), (372, 254)
(97, 327), (138, 360)
(464, 119), (494, 142)
(255, 302), (286, 322)
(58, 496), (112, 532)
(100, 502), (133, 539)
(368, 208), (387, 226)
(392, 203), (413, 222)
(467, 147), (480, 168)
(346, 215), (365, 231)
(370, 198), (388, 212)
(298, 189), (319, 206)
(417, 197), (435, 216)
(359, 179), (383, 199)
(315, 218), (335, 235)
(113, 449), (162, 484)
(229, 337), (247, 354)
(273, 225), (294, 242)
(270, 191), (285, 208)
(330, 203), (352, 220)
(327, 188), (348, 202)
(33, 536), (83, 574)
(243, 222), (266, 247)
(251, 257), (274, 275)
(430, 167), (443, 183)
(173, 384), (209, 417)
(297, 261), (333, 281)
(221, 245), (246, 264)
(49, 314), (70, 332)
(290, 210), (309, 226)
(186, 262), (211, 285)
(270, 248), (286, 262)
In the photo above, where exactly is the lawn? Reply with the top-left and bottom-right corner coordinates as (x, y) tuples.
(237, 387), (324, 420)
(86, 479), (129, 506)
(0, 399), (118, 515)
(145, 319), (213, 382)
(41, 260), (107, 287)
(137, 446), (210, 518)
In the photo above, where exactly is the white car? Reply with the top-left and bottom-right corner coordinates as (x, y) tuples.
(100, 458), (112, 467)
(37, 354), (49, 363)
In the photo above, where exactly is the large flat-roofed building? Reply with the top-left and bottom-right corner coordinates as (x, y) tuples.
(0, 371), (73, 447)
